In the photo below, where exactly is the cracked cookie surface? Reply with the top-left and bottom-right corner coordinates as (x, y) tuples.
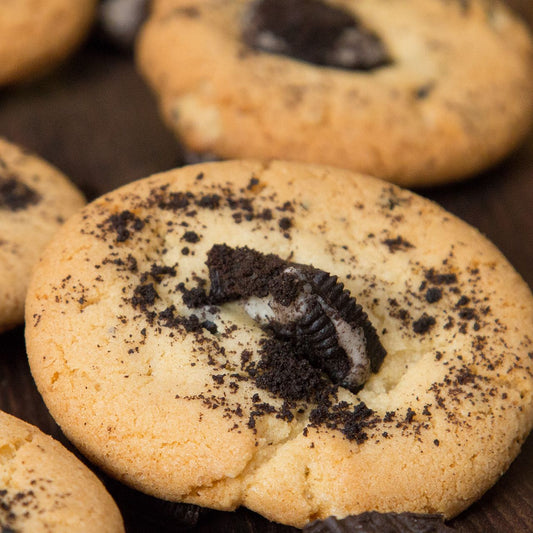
(137, 0), (533, 187)
(25, 160), (533, 527)
(0, 410), (123, 532)
(0, 138), (85, 333)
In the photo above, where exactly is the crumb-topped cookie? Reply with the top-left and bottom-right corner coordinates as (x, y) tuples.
(0, 410), (124, 532)
(137, 0), (533, 187)
(25, 161), (533, 527)
(0, 138), (85, 333)
(0, 0), (97, 85)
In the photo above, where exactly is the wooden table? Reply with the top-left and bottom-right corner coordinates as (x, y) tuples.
(1, 2), (532, 531)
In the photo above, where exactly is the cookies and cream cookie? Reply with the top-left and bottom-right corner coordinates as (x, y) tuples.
(137, 0), (533, 187)
(0, 0), (97, 85)
(25, 161), (533, 527)
(0, 138), (85, 333)
(0, 410), (124, 532)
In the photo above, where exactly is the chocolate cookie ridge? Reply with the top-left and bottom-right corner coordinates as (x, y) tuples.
(25, 160), (533, 527)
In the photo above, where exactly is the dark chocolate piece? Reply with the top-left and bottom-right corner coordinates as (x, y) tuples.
(242, 0), (391, 71)
(303, 511), (454, 532)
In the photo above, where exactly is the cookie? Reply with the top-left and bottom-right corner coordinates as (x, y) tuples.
(0, 410), (124, 532)
(137, 0), (533, 187)
(25, 160), (533, 527)
(0, 0), (97, 85)
(0, 138), (85, 333)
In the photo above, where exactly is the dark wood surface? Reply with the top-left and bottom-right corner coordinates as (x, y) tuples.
(1, 2), (532, 531)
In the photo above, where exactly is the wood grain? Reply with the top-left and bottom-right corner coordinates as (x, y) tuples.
(0, 2), (532, 531)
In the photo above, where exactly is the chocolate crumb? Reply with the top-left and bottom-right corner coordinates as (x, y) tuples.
(279, 217), (293, 230)
(413, 313), (436, 334)
(103, 210), (145, 242)
(196, 194), (221, 209)
(132, 283), (158, 309)
(0, 175), (41, 211)
(382, 236), (414, 253)
(425, 269), (457, 286)
(181, 286), (209, 308)
(183, 231), (200, 243)
(425, 287), (442, 303)
(247, 177), (260, 189)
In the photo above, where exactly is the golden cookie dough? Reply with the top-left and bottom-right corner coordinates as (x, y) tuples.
(26, 161), (533, 527)
(0, 0), (97, 85)
(0, 137), (85, 333)
(0, 410), (124, 532)
(137, 0), (533, 187)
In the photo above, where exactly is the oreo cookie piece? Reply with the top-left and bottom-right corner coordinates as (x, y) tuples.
(98, 0), (149, 50)
(206, 244), (386, 392)
(242, 0), (391, 71)
(303, 512), (454, 532)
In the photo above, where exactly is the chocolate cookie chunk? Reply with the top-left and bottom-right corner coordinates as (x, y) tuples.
(242, 0), (390, 70)
(304, 512), (453, 532)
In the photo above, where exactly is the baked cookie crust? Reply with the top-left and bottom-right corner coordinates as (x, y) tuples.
(25, 160), (533, 527)
(137, 0), (533, 187)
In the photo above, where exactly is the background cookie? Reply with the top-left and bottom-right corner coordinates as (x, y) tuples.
(0, 137), (85, 333)
(137, 0), (533, 187)
(0, 410), (124, 532)
(25, 161), (533, 527)
(0, 0), (97, 85)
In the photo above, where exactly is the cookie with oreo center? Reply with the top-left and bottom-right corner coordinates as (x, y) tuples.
(0, 410), (124, 532)
(25, 160), (533, 527)
(0, 138), (85, 333)
(137, 0), (533, 187)
(0, 0), (97, 85)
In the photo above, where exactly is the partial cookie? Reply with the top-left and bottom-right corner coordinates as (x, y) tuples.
(0, 0), (97, 85)
(0, 410), (124, 532)
(26, 161), (533, 527)
(137, 0), (533, 187)
(0, 138), (85, 333)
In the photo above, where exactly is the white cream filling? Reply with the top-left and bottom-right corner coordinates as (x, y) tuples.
(242, 281), (370, 388)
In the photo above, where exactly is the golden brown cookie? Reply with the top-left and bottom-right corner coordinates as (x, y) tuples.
(0, 138), (85, 333)
(0, 410), (124, 532)
(137, 0), (533, 187)
(25, 161), (533, 527)
(0, 0), (97, 85)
